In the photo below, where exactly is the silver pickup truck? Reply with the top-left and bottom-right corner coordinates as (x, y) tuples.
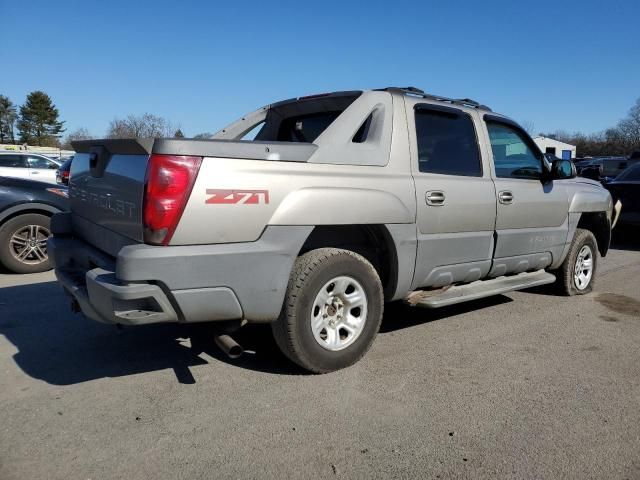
(48, 87), (613, 373)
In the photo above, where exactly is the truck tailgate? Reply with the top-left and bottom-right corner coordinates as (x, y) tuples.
(70, 139), (151, 245)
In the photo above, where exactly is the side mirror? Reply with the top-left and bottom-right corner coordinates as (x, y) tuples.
(551, 159), (576, 179)
(579, 164), (602, 181)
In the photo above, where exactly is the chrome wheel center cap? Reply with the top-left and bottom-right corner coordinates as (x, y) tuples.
(311, 276), (368, 352)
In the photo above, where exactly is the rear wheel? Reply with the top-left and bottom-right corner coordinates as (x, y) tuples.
(0, 213), (52, 274)
(556, 228), (598, 295)
(272, 248), (384, 373)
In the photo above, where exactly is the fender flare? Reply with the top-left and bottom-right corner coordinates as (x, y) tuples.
(0, 202), (62, 226)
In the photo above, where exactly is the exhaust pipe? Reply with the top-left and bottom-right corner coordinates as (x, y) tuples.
(214, 334), (244, 359)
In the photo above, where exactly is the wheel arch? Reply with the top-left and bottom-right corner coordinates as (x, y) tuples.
(576, 211), (611, 257)
(0, 203), (61, 228)
(297, 224), (401, 301)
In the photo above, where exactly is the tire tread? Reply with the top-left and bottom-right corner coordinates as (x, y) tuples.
(272, 248), (383, 373)
(556, 227), (598, 296)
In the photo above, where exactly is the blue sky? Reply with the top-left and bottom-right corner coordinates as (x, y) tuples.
(2, 0), (639, 138)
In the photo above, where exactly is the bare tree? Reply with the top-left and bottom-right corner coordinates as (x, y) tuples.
(107, 113), (175, 139)
(193, 132), (212, 139)
(62, 127), (93, 149)
(615, 98), (640, 153)
(520, 120), (536, 136)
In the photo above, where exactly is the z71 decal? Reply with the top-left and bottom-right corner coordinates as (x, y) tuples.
(205, 189), (270, 205)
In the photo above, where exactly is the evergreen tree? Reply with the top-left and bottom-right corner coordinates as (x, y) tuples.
(18, 91), (65, 146)
(174, 128), (185, 138)
(0, 95), (17, 144)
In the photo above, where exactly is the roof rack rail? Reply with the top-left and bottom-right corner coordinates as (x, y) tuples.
(379, 87), (492, 111)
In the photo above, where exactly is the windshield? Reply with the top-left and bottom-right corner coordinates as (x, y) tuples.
(615, 163), (640, 181)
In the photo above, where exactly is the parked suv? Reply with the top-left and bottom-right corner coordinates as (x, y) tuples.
(48, 87), (613, 372)
(0, 152), (61, 184)
(56, 157), (73, 185)
(0, 176), (68, 273)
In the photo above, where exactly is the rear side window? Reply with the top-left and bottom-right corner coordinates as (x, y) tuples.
(28, 155), (56, 169)
(415, 108), (481, 176)
(0, 155), (28, 168)
(276, 111), (342, 143)
(253, 93), (361, 143)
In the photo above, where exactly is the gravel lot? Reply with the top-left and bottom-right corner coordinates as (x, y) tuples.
(1, 236), (639, 479)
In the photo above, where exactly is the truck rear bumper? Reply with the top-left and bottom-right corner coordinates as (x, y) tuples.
(47, 217), (313, 325)
(49, 237), (244, 325)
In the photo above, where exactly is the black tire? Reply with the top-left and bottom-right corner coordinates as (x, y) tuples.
(0, 213), (52, 274)
(556, 228), (598, 296)
(272, 248), (384, 373)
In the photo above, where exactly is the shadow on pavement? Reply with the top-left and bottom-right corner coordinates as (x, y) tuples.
(0, 279), (511, 385)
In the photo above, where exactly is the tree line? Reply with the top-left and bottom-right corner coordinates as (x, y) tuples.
(534, 98), (640, 157)
(0, 92), (65, 147)
(2, 90), (638, 156)
(0, 91), (199, 149)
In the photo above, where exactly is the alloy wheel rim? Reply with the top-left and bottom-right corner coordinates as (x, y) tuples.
(9, 225), (50, 265)
(310, 275), (368, 351)
(573, 245), (593, 291)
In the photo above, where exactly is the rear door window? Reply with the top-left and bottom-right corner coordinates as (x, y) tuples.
(27, 155), (57, 169)
(414, 108), (482, 176)
(0, 155), (28, 168)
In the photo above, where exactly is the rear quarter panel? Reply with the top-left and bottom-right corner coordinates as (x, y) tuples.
(170, 159), (416, 244)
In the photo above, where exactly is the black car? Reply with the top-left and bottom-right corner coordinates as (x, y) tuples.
(605, 163), (640, 227)
(56, 156), (73, 185)
(0, 176), (68, 273)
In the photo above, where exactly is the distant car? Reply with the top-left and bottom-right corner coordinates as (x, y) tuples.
(0, 176), (68, 273)
(0, 152), (62, 184)
(605, 163), (640, 227)
(56, 157), (73, 185)
(576, 156), (639, 184)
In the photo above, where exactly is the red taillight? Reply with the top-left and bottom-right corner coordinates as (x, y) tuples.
(143, 154), (202, 245)
(62, 171), (70, 179)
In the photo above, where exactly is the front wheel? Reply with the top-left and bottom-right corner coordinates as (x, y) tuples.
(272, 248), (384, 373)
(556, 228), (598, 295)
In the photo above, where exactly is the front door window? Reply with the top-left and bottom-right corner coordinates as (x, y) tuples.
(487, 122), (542, 180)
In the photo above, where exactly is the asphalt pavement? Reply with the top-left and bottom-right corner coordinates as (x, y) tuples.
(1, 237), (639, 479)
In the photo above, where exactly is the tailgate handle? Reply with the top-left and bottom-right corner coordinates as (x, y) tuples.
(89, 146), (111, 178)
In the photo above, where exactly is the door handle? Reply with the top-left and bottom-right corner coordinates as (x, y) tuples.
(426, 190), (445, 206)
(31, 171), (39, 174)
(498, 190), (513, 204)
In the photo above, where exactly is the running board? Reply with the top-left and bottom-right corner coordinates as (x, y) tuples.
(406, 270), (556, 309)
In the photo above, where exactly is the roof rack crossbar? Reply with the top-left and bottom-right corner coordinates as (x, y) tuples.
(379, 87), (492, 111)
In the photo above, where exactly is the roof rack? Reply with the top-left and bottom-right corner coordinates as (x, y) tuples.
(379, 86), (492, 111)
